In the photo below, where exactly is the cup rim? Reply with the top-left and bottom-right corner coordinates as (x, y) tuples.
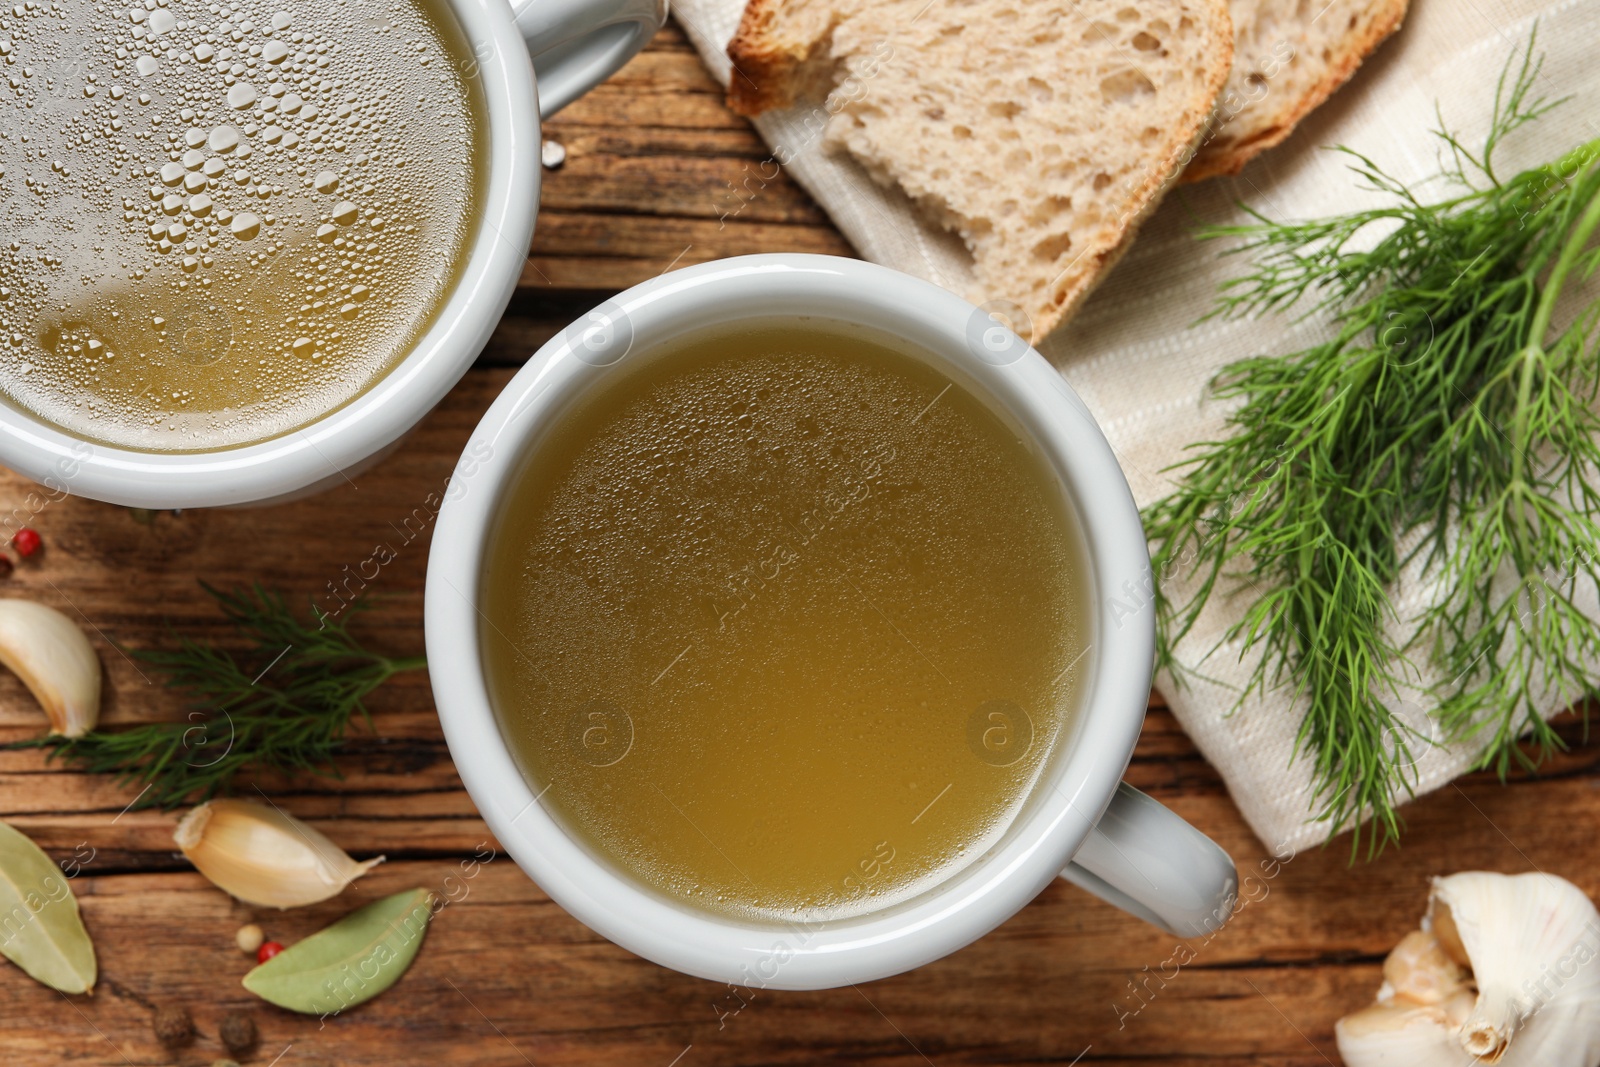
(426, 254), (1155, 989)
(0, 0), (539, 509)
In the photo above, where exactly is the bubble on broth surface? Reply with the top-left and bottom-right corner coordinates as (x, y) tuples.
(0, 0), (484, 450)
(482, 326), (1093, 922)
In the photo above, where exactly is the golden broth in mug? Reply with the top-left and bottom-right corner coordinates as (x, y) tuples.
(0, 0), (484, 450)
(482, 321), (1093, 922)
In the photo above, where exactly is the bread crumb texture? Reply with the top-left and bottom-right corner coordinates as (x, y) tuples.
(1187, 0), (1407, 181)
(728, 0), (1233, 337)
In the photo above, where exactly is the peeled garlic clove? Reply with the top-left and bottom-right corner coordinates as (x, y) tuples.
(1337, 871), (1600, 1067)
(1338, 930), (1474, 1064)
(1382, 930), (1469, 1005)
(1337, 1000), (1464, 1064)
(174, 798), (383, 909)
(1439, 987), (1476, 1030)
(0, 599), (102, 737)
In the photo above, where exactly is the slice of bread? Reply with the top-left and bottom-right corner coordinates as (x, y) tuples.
(1185, 0), (1407, 181)
(727, 0), (1233, 339)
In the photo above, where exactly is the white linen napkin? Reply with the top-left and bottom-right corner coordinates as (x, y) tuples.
(669, 0), (1600, 852)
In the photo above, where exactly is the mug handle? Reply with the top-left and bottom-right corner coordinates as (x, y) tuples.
(512, 0), (668, 119)
(1059, 783), (1239, 938)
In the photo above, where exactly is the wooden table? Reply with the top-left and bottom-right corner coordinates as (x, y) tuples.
(3, 23), (1595, 1067)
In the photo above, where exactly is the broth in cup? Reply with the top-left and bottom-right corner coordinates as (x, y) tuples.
(0, 0), (485, 450)
(480, 319), (1094, 922)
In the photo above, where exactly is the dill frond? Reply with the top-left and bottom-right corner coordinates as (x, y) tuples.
(10, 583), (426, 810)
(1145, 33), (1600, 856)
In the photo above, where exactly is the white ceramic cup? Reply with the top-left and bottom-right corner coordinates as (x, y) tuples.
(427, 254), (1238, 990)
(0, 0), (666, 508)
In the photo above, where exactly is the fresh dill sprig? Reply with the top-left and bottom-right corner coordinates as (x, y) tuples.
(10, 583), (425, 810)
(1144, 33), (1600, 857)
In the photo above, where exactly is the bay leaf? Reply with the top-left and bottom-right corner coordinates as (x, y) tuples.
(243, 886), (434, 1015)
(0, 820), (96, 994)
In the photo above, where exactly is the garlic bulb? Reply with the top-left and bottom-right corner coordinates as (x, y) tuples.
(0, 599), (101, 737)
(174, 798), (384, 909)
(1338, 871), (1600, 1066)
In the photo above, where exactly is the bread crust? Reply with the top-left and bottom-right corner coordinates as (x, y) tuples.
(1184, 0), (1408, 182)
(726, 0), (802, 117)
(1034, 0), (1234, 336)
(720, 0), (1235, 341)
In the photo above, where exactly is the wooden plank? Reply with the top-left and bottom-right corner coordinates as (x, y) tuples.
(2, 761), (1590, 1067)
(523, 22), (854, 293)
(536, 150), (832, 224)
(525, 214), (855, 292)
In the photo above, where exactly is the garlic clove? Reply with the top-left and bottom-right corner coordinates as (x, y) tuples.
(1382, 929), (1469, 1005)
(174, 798), (383, 909)
(1429, 895), (1471, 969)
(1337, 929), (1478, 1065)
(1336, 1001), (1463, 1064)
(1338, 871), (1600, 1067)
(1440, 987), (1476, 1030)
(0, 599), (102, 737)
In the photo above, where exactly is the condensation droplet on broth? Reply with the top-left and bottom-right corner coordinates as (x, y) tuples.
(0, 0), (485, 450)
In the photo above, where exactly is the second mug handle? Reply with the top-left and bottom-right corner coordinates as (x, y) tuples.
(1060, 783), (1238, 938)
(513, 0), (668, 119)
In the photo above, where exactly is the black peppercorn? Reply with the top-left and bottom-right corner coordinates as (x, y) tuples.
(219, 1011), (257, 1055)
(152, 1004), (194, 1047)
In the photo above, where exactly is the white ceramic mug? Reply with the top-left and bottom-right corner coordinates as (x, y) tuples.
(0, 0), (666, 508)
(426, 254), (1238, 990)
